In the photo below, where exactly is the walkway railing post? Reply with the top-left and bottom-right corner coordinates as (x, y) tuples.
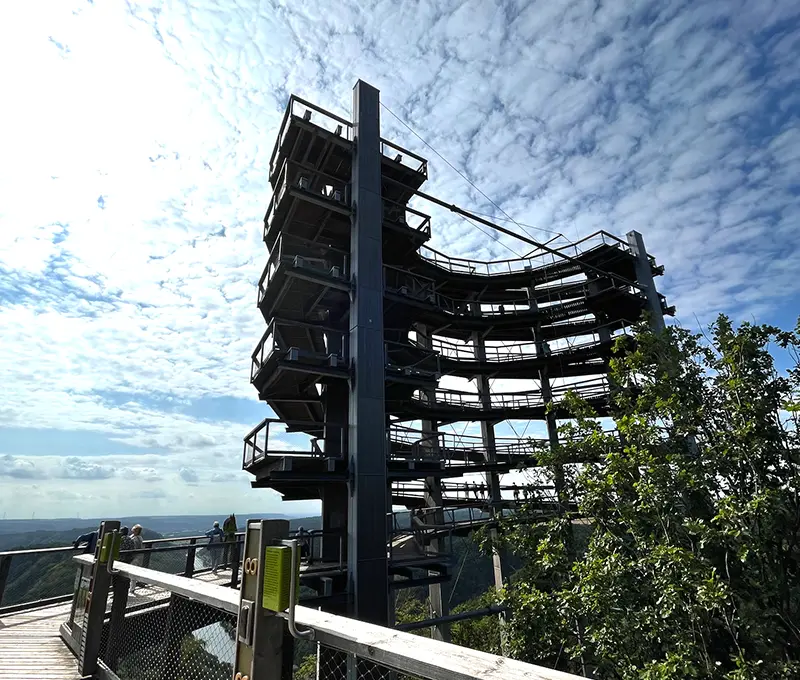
(0, 555), (11, 608)
(184, 538), (197, 578)
(228, 536), (241, 588)
(104, 572), (130, 671)
(160, 593), (192, 680)
(78, 519), (119, 678)
(233, 519), (292, 680)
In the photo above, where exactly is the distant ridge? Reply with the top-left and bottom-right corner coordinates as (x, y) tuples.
(0, 512), (317, 536)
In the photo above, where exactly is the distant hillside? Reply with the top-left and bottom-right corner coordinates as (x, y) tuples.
(0, 514), (322, 609)
(0, 525), (162, 608)
(0, 513), (301, 538)
(0, 526), (164, 552)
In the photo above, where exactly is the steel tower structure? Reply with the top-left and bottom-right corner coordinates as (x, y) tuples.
(242, 81), (672, 633)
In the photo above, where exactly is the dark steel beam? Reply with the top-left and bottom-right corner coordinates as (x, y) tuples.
(395, 604), (507, 631)
(412, 185), (646, 291)
(626, 230), (665, 332)
(348, 79), (389, 626)
(416, 323), (451, 642)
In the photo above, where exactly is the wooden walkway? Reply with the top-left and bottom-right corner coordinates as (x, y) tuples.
(0, 602), (80, 680)
(0, 571), (232, 680)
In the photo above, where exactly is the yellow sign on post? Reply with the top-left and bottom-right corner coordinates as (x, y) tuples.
(98, 532), (121, 565)
(261, 545), (299, 612)
(232, 519), (291, 680)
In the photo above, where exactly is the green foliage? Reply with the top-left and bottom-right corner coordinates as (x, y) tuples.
(500, 316), (800, 679)
(295, 653), (317, 680)
(394, 587), (432, 638)
(451, 591), (503, 655)
(3, 552), (77, 605)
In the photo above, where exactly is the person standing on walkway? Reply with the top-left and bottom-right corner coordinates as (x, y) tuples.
(205, 521), (224, 574)
(129, 524), (144, 594)
(222, 514), (238, 569)
(119, 527), (135, 563)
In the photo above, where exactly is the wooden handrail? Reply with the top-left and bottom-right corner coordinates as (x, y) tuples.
(73, 554), (585, 680)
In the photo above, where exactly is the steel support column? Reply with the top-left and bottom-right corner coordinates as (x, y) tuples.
(323, 352), (349, 567)
(347, 80), (389, 626)
(417, 323), (450, 642)
(626, 230), (665, 333)
(470, 312), (505, 594)
(526, 287), (559, 452)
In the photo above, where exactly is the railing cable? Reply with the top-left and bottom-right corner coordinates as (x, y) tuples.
(380, 102), (564, 242)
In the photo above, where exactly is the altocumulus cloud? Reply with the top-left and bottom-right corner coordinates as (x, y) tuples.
(179, 467), (200, 484)
(0, 0), (798, 518)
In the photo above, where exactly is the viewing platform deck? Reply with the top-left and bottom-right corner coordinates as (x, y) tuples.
(0, 524), (584, 680)
(0, 570), (231, 680)
(0, 602), (77, 680)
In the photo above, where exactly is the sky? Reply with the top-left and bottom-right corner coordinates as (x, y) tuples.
(0, 0), (798, 520)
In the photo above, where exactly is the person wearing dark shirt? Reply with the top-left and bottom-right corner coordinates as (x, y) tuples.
(296, 526), (310, 562)
(119, 526), (135, 564)
(73, 530), (98, 554)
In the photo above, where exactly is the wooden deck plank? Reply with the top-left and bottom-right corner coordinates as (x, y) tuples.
(0, 570), (234, 680)
(0, 602), (83, 680)
(0, 567), (234, 680)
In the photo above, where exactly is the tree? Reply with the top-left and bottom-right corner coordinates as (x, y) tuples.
(499, 317), (800, 679)
(450, 591), (503, 655)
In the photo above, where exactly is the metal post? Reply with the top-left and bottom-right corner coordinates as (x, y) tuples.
(0, 555), (11, 608)
(529, 285), (590, 677)
(229, 537), (242, 588)
(321, 485), (348, 565)
(626, 230), (665, 333)
(348, 79), (389, 626)
(78, 520), (119, 678)
(323, 369), (350, 567)
(527, 292), (562, 497)
(105, 573), (130, 671)
(233, 519), (293, 680)
(184, 538), (197, 578)
(470, 312), (506, 597)
(417, 323), (451, 642)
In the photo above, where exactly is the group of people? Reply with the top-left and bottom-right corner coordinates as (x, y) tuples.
(73, 524), (144, 594)
(73, 515), (240, 583)
(204, 514), (238, 574)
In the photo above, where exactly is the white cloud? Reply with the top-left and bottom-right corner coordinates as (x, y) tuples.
(0, 455), (40, 479)
(60, 457), (116, 480)
(0, 0), (798, 518)
(179, 467), (199, 484)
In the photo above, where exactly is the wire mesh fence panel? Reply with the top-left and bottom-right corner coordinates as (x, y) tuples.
(310, 645), (347, 680)
(353, 657), (397, 680)
(195, 543), (225, 573)
(0, 550), (79, 608)
(103, 591), (236, 680)
(309, 644), (423, 680)
(142, 546), (191, 576)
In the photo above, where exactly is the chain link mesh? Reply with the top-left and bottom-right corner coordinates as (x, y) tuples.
(100, 577), (236, 680)
(0, 550), (79, 608)
(303, 644), (422, 680)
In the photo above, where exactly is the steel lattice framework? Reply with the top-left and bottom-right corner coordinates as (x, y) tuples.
(242, 81), (672, 636)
